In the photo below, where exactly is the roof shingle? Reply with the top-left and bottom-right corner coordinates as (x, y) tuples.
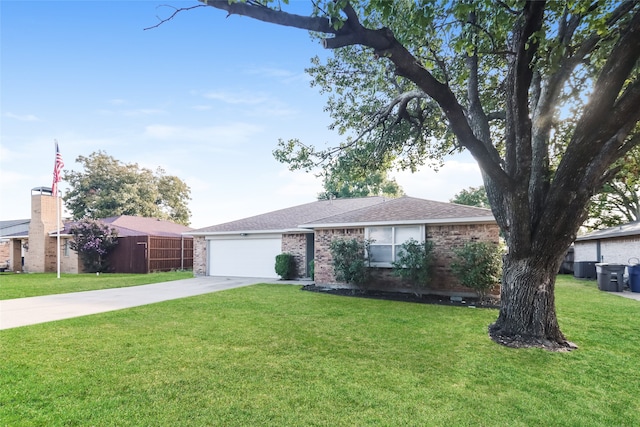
(60, 216), (192, 237)
(189, 197), (387, 234)
(301, 196), (494, 227)
(189, 196), (495, 235)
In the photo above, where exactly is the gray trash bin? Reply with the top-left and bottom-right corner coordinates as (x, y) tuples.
(595, 263), (626, 292)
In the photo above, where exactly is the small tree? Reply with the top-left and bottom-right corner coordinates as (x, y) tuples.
(392, 239), (434, 287)
(329, 238), (370, 287)
(451, 242), (502, 302)
(69, 219), (119, 273)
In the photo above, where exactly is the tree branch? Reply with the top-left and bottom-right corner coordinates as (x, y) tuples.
(199, 0), (335, 33)
(144, 4), (207, 31)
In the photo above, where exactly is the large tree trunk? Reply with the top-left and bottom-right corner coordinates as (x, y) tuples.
(489, 254), (576, 351)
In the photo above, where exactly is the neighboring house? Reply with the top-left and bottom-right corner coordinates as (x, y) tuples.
(60, 216), (195, 274)
(0, 219), (30, 268)
(187, 196), (500, 296)
(3, 187), (194, 274)
(574, 221), (640, 266)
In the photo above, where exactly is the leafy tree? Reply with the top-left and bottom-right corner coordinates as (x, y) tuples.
(173, 1), (640, 350)
(63, 151), (191, 225)
(69, 218), (119, 273)
(586, 147), (640, 230)
(391, 238), (434, 287)
(450, 186), (490, 208)
(318, 160), (404, 200)
(451, 242), (503, 302)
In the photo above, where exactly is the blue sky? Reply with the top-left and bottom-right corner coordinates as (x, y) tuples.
(1, 0), (482, 229)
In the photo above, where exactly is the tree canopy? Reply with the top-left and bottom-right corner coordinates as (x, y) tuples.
(63, 151), (191, 225)
(179, 0), (640, 350)
(586, 146), (640, 230)
(450, 186), (490, 208)
(317, 160), (404, 200)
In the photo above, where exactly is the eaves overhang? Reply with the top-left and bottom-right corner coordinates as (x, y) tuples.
(183, 227), (314, 237)
(299, 216), (496, 229)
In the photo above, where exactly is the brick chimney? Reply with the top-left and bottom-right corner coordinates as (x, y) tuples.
(23, 187), (63, 273)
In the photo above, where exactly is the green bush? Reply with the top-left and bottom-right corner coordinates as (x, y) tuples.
(308, 260), (314, 280)
(450, 241), (502, 300)
(392, 239), (435, 286)
(275, 253), (296, 280)
(329, 238), (370, 286)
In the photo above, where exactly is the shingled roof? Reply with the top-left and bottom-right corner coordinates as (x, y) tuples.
(59, 215), (192, 238)
(575, 220), (640, 241)
(300, 196), (495, 227)
(189, 196), (495, 235)
(188, 197), (387, 234)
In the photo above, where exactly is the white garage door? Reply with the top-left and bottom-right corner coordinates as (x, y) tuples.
(208, 236), (282, 278)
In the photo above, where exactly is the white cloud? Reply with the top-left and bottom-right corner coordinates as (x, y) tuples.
(5, 112), (39, 121)
(243, 66), (309, 84)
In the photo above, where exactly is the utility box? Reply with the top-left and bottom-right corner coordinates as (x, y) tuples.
(574, 261), (597, 279)
(595, 263), (626, 292)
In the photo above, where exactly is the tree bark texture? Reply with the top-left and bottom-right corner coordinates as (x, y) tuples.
(489, 254), (575, 350)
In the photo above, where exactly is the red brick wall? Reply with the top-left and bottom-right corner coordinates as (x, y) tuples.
(281, 233), (309, 278)
(426, 223), (501, 294)
(314, 228), (365, 284)
(313, 223), (501, 296)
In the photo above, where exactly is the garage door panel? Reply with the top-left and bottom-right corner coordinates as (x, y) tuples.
(208, 237), (281, 278)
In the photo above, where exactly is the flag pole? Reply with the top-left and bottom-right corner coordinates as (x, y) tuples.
(53, 139), (64, 279)
(56, 182), (61, 279)
(56, 141), (61, 279)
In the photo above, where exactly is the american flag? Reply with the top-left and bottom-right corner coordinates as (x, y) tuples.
(52, 141), (64, 197)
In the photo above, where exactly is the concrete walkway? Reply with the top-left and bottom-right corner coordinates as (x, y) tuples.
(608, 289), (640, 302)
(0, 276), (307, 330)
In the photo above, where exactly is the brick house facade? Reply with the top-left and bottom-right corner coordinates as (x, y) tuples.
(281, 233), (311, 278)
(188, 196), (501, 297)
(574, 221), (640, 265)
(193, 236), (207, 275)
(5, 188), (193, 274)
(312, 223), (500, 296)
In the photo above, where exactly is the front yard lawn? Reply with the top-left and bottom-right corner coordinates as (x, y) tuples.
(0, 271), (193, 300)
(1, 276), (638, 426)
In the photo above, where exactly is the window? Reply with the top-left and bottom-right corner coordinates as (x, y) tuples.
(366, 225), (424, 266)
(63, 239), (70, 257)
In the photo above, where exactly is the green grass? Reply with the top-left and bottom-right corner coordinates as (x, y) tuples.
(1, 276), (639, 426)
(0, 271), (193, 300)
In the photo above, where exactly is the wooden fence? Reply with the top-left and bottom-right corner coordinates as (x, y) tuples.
(108, 236), (193, 274)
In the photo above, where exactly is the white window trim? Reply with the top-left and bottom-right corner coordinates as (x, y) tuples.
(365, 225), (425, 268)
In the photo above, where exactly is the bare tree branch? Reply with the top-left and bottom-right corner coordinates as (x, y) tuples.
(144, 4), (207, 31)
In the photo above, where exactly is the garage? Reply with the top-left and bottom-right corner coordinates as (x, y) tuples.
(207, 235), (282, 278)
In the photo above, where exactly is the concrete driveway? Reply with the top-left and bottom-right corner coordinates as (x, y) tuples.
(0, 276), (306, 330)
